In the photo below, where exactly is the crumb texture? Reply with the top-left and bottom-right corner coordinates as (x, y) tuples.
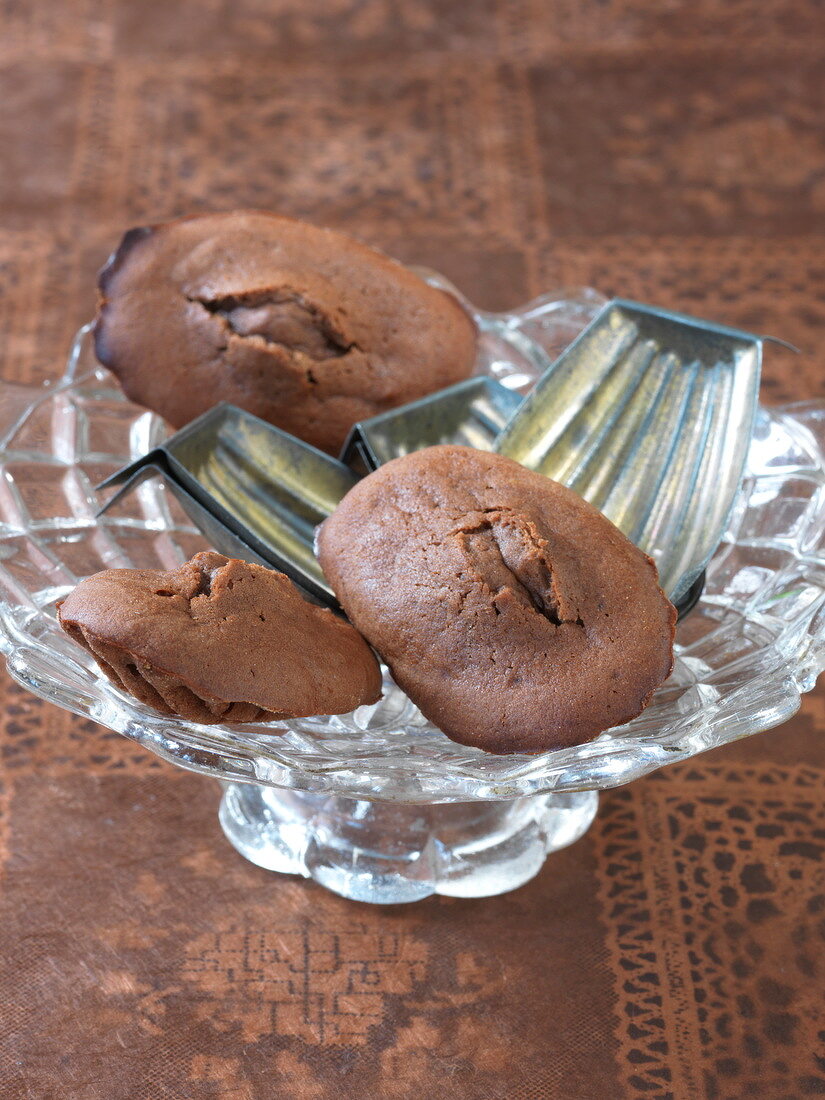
(196, 289), (357, 360)
(58, 551), (382, 724)
(454, 510), (583, 627)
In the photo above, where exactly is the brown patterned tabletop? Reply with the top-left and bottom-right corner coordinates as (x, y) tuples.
(1, 2), (824, 1098)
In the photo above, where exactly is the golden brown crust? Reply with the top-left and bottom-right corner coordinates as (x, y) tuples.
(317, 446), (677, 754)
(58, 552), (382, 724)
(94, 211), (477, 454)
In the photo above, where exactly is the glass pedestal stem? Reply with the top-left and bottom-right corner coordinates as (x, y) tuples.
(218, 783), (599, 904)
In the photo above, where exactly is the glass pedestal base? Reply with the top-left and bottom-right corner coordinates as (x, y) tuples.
(218, 784), (599, 904)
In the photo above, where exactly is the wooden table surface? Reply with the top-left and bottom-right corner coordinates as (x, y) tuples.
(1, 2), (823, 1097)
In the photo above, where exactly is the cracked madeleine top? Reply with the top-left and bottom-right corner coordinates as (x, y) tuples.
(57, 552), (382, 724)
(317, 446), (676, 754)
(94, 211), (477, 454)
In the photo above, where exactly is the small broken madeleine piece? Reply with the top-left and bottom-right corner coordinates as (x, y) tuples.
(317, 445), (677, 754)
(57, 552), (382, 723)
(93, 210), (477, 454)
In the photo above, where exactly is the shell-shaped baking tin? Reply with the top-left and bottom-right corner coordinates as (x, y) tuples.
(340, 376), (523, 474)
(495, 299), (763, 602)
(97, 403), (358, 607)
(98, 381), (525, 606)
(98, 300), (762, 616)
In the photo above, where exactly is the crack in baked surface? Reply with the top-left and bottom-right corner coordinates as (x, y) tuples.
(453, 509), (584, 627)
(194, 288), (357, 360)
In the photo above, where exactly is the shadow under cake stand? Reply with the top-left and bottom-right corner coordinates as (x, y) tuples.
(0, 306), (823, 904)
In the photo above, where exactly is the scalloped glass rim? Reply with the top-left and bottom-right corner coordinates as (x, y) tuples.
(0, 293), (823, 803)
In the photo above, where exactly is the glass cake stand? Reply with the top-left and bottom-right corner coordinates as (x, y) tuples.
(0, 294), (823, 904)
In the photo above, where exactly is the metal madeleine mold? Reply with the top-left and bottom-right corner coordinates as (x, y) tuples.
(339, 376), (523, 474)
(96, 300), (764, 619)
(97, 383), (527, 606)
(495, 299), (763, 603)
(97, 404), (358, 607)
